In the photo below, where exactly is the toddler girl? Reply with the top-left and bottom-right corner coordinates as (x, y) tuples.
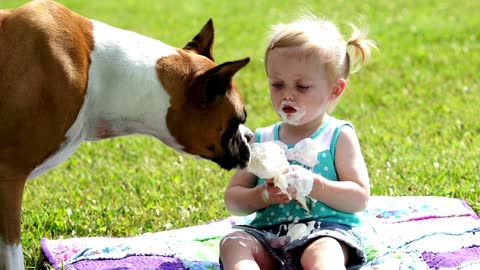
(220, 14), (376, 270)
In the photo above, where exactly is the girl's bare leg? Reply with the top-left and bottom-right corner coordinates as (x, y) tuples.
(219, 231), (277, 270)
(300, 237), (349, 270)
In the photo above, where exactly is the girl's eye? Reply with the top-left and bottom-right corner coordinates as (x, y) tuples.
(297, 85), (310, 90)
(271, 82), (283, 89)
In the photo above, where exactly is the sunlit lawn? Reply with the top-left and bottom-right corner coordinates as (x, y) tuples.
(2, 0), (479, 268)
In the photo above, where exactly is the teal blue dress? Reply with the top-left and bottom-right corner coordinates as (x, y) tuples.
(249, 116), (361, 228)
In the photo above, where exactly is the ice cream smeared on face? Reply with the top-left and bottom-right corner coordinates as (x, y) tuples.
(276, 101), (305, 125)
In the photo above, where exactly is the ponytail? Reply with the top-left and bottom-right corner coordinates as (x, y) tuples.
(346, 25), (377, 74)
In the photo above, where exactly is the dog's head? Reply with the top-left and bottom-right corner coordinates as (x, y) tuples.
(156, 19), (252, 170)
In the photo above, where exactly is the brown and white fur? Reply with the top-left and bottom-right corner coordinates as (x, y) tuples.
(0, 0), (252, 269)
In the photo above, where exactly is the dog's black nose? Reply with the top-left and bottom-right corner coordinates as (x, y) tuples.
(240, 124), (253, 142)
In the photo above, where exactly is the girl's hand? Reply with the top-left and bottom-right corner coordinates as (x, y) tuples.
(263, 178), (296, 204)
(283, 165), (315, 197)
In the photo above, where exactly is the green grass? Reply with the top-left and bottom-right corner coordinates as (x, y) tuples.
(2, 0), (479, 269)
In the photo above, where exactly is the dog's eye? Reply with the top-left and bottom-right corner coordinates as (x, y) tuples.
(207, 145), (215, 152)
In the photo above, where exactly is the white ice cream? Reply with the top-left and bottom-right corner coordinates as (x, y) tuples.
(247, 141), (290, 194)
(286, 221), (316, 241)
(247, 141), (311, 211)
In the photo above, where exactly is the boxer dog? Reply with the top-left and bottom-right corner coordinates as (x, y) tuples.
(0, 0), (252, 269)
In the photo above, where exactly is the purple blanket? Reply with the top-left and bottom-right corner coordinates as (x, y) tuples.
(41, 196), (480, 269)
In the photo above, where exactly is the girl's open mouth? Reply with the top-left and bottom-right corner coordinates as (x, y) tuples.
(282, 105), (297, 114)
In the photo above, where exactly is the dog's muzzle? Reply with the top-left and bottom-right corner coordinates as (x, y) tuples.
(213, 124), (252, 170)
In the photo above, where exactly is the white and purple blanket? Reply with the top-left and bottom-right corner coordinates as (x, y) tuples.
(41, 196), (480, 269)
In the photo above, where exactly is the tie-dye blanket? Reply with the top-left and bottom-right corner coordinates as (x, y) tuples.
(41, 196), (480, 270)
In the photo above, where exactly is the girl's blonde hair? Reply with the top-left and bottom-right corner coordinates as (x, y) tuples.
(264, 14), (377, 111)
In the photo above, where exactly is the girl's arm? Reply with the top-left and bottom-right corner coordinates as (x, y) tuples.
(224, 169), (269, 216)
(309, 126), (370, 213)
(224, 169), (295, 216)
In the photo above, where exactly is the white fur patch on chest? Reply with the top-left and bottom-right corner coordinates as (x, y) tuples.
(85, 21), (181, 148)
(29, 20), (183, 179)
(84, 20), (179, 144)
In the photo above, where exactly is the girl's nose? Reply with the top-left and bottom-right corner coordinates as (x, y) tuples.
(280, 86), (295, 101)
(283, 94), (295, 101)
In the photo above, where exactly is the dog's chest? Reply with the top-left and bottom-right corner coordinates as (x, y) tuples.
(28, 101), (88, 179)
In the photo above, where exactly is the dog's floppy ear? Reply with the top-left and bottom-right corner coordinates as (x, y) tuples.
(184, 18), (214, 61)
(200, 58), (250, 107)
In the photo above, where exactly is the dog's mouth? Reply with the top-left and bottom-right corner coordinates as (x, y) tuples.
(212, 125), (252, 170)
(211, 145), (250, 170)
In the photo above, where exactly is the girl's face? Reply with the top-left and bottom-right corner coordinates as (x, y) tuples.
(266, 47), (338, 126)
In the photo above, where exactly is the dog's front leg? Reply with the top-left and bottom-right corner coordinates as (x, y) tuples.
(0, 176), (26, 270)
